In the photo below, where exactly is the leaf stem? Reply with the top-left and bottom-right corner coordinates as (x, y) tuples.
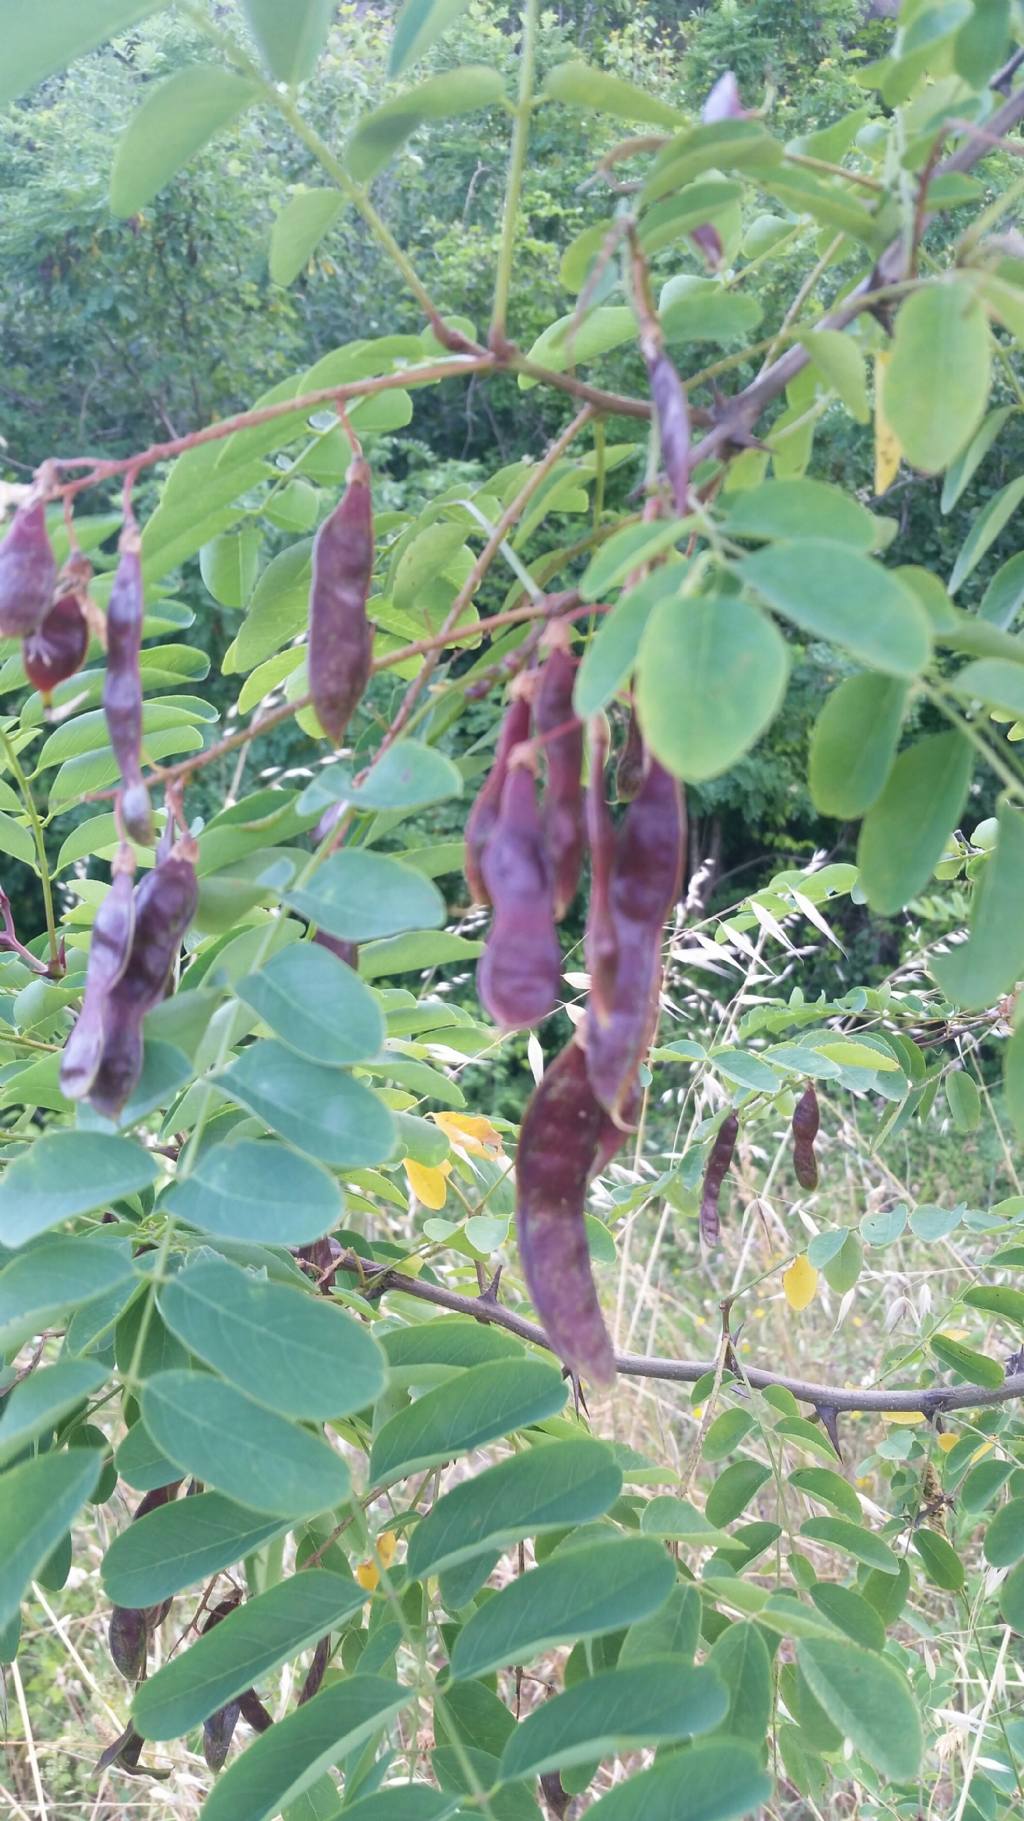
(0, 729), (59, 970)
(490, 0), (539, 347)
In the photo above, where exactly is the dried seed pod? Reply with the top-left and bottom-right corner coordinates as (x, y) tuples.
(22, 591), (89, 700)
(108, 1605), (148, 1682)
(585, 756), (684, 1123)
(477, 753), (562, 1031)
(791, 1082), (820, 1191)
(203, 1700), (242, 1772)
(464, 691), (531, 906)
(0, 490), (56, 638)
(535, 636), (584, 920)
(309, 455), (374, 745)
(700, 1110), (739, 1246)
(614, 706), (645, 804)
(86, 841), (198, 1121)
(645, 345), (690, 516)
(60, 846), (137, 1103)
(585, 717), (618, 1023)
(103, 521), (152, 844)
(516, 1037), (615, 1386)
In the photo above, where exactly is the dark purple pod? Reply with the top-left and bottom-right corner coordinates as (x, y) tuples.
(108, 1605), (148, 1681)
(477, 757), (562, 1030)
(238, 1689), (274, 1734)
(60, 851), (137, 1103)
(700, 1110), (739, 1246)
(0, 493), (56, 638)
(535, 639), (584, 921)
(791, 1082), (820, 1191)
(22, 592), (89, 699)
(309, 455), (374, 745)
(645, 346), (691, 516)
(464, 691), (531, 906)
(203, 1701), (242, 1771)
(584, 718), (618, 1023)
(313, 929), (359, 971)
(103, 524), (152, 843)
(585, 758), (684, 1124)
(516, 1037), (615, 1386)
(298, 1635), (330, 1705)
(87, 847), (198, 1120)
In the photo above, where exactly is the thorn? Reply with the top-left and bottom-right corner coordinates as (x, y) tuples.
(814, 1402), (843, 1461)
(475, 1265), (503, 1314)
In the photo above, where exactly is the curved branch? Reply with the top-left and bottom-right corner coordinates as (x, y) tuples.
(327, 1248), (1024, 1416)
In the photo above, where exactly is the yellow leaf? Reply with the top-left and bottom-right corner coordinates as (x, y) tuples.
(971, 1440), (994, 1463)
(432, 1111), (504, 1158)
(377, 1530), (397, 1568)
(936, 1432), (958, 1454)
(880, 1411), (925, 1425)
(355, 1559), (379, 1592)
(403, 1159), (451, 1209)
(783, 1253), (818, 1312)
(874, 351), (901, 494)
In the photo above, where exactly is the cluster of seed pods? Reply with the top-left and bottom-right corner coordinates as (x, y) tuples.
(467, 636), (684, 1383)
(61, 831), (198, 1121)
(0, 474), (91, 703)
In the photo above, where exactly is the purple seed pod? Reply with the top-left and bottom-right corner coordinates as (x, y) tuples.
(60, 848), (137, 1103)
(22, 591), (89, 699)
(584, 717), (618, 1024)
(87, 844), (198, 1121)
(313, 929), (359, 970)
(464, 691), (532, 906)
(791, 1082), (820, 1191)
(238, 1689), (274, 1734)
(203, 1700), (242, 1771)
(108, 1605), (148, 1682)
(477, 756), (562, 1031)
(516, 1037), (615, 1386)
(700, 1110), (739, 1246)
(309, 455), (374, 745)
(689, 223), (723, 269)
(103, 522), (152, 844)
(298, 1635), (330, 1705)
(585, 757), (684, 1124)
(0, 491), (56, 638)
(535, 637), (585, 920)
(645, 347), (691, 516)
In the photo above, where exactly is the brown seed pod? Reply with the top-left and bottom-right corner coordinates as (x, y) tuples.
(22, 589), (89, 700)
(699, 1111), (739, 1246)
(0, 491), (56, 638)
(534, 635), (585, 920)
(203, 1700), (242, 1772)
(585, 755), (684, 1124)
(464, 690), (531, 906)
(516, 1037), (615, 1386)
(791, 1082), (820, 1190)
(308, 455), (374, 745)
(477, 752), (562, 1031)
(614, 705), (645, 804)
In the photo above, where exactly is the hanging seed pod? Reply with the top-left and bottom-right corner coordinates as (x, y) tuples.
(103, 520), (152, 844)
(0, 485), (56, 638)
(108, 1605), (148, 1682)
(516, 1037), (615, 1386)
(644, 343), (691, 516)
(614, 705), (645, 804)
(477, 752), (562, 1030)
(309, 455), (374, 745)
(86, 839), (198, 1121)
(464, 689), (532, 906)
(298, 1635), (330, 1705)
(60, 845), (137, 1103)
(238, 1689), (274, 1734)
(585, 717), (618, 1023)
(535, 633), (585, 920)
(313, 928), (360, 971)
(699, 1110), (739, 1246)
(203, 1700), (242, 1772)
(585, 755), (684, 1124)
(22, 557), (90, 700)
(791, 1082), (820, 1190)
